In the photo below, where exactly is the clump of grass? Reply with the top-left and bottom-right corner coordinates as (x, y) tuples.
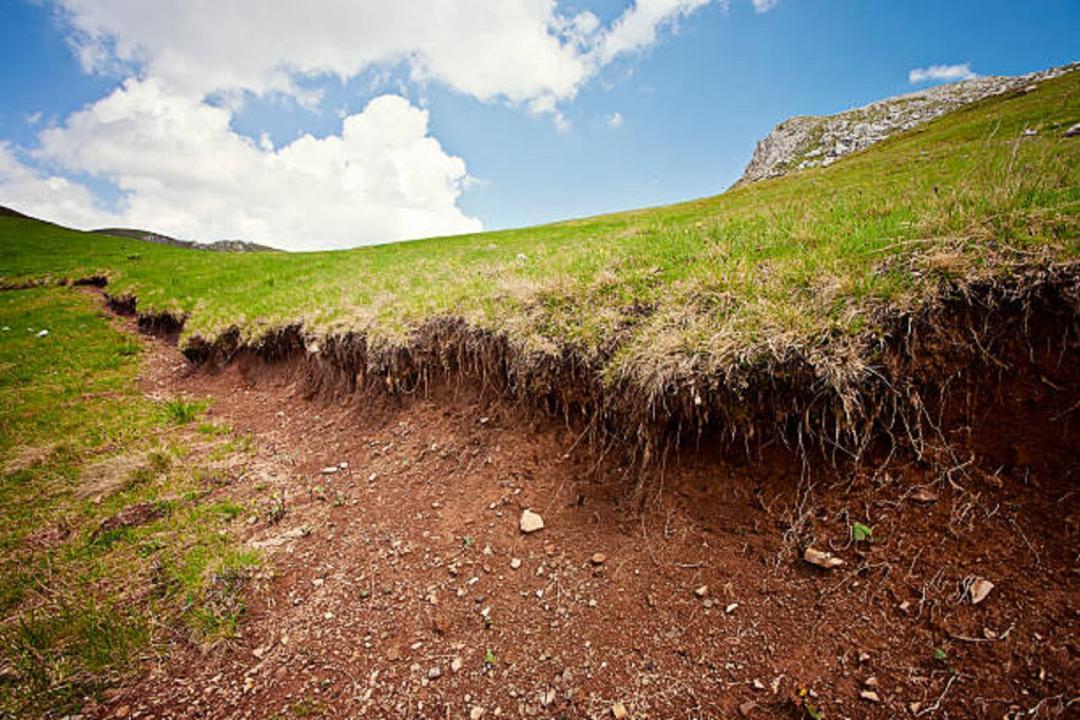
(0, 289), (259, 715)
(162, 398), (207, 425)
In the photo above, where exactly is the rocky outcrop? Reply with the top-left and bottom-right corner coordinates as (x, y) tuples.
(93, 227), (276, 253)
(735, 63), (1077, 187)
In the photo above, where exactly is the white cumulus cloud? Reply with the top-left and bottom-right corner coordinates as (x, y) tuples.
(908, 63), (977, 84)
(55, 0), (719, 115)
(607, 112), (624, 128)
(2, 1), (739, 249)
(0, 142), (119, 229)
(19, 79), (481, 250)
(752, 0), (779, 12)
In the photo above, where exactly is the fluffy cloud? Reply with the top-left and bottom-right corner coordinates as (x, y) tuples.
(751, 0), (779, 12)
(607, 112), (624, 128)
(56, 0), (719, 113)
(24, 79), (481, 250)
(0, 143), (119, 229)
(5, 1), (739, 249)
(594, 0), (712, 65)
(908, 63), (977, 84)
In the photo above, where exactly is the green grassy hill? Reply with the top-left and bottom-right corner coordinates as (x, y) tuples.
(2, 69), (1078, 444)
(0, 66), (1076, 718)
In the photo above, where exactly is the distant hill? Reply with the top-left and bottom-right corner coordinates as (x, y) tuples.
(0, 205), (45, 221)
(92, 227), (276, 253)
(735, 62), (1078, 186)
(0, 205), (276, 253)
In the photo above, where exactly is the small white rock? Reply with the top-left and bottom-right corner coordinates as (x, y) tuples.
(969, 578), (994, 605)
(510, 558), (522, 570)
(520, 509), (544, 534)
(804, 547), (845, 569)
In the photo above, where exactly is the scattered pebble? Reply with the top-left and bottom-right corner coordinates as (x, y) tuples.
(969, 578), (994, 605)
(611, 702), (628, 719)
(725, 602), (739, 614)
(470, 707), (485, 720)
(860, 690), (881, 703)
(910, 487), (939, 504)
(510, 557), (522, 570)
(803, 547), (844, 569)
(321, 466), (339, 474)
(590, 552), (607, 565)
(520, 509), (544, 534)
(694, 585), (709, 598)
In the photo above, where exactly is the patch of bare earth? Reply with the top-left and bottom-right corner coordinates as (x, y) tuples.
(81, 312), (1077, 720)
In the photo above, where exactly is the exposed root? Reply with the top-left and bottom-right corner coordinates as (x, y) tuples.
(93, 261), (1080, 475)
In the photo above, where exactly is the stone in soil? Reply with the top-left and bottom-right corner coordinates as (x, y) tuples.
(520, 509), (544, 533)
(969, 577), (994, 605)
(804, 547), (844, 569)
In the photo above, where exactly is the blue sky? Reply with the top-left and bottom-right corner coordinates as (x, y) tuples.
(0, 0), (1077, 249)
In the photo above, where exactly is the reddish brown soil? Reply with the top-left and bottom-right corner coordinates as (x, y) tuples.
(84, 313), (1078, 720)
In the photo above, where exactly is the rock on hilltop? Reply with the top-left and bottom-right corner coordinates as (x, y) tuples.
(735, 63), (1077, 187)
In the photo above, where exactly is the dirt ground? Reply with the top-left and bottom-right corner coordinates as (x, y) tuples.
(80, 308), (1078, 720)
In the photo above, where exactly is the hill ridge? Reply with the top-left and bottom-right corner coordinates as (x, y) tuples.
(736, 62), (1078, 186)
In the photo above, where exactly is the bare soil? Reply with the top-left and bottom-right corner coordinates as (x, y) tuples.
(81, 301), (1078, 720)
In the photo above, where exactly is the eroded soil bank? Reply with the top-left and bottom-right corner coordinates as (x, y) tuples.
(79, 291), (1077, 720)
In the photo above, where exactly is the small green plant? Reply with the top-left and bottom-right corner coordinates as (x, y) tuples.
(265, 492), (286, 524)
(933, 647), (947, 662)
(214, 500), (243, 522)
(851, 522), (873, 542)
(463, 535), (473, 548)
(197, 421), (232, 436)
(163, 398), (204, 425)
(485, 648), (497, 665)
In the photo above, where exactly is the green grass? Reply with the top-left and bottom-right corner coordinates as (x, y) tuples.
(0, 62), (1076, 720)
(0, 288), (260, 717)
(1, 73), (1078, 394)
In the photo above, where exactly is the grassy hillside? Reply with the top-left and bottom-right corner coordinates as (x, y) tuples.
(0, 67), (1076, 718)
(0, 288), (260, 715)
(2, 70), (1078, 404)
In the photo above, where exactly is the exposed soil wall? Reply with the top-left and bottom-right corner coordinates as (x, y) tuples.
(105, 262), (1079, 477)
(79, 283), (1079, 719)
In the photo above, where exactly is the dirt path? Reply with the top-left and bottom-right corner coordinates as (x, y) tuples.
(82, 315), (1077, 720)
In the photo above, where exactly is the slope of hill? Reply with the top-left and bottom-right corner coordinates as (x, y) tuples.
(1, 64), (1077, 720)
(736, 63), (1078, 186)
(1, 67), (1077, 454)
